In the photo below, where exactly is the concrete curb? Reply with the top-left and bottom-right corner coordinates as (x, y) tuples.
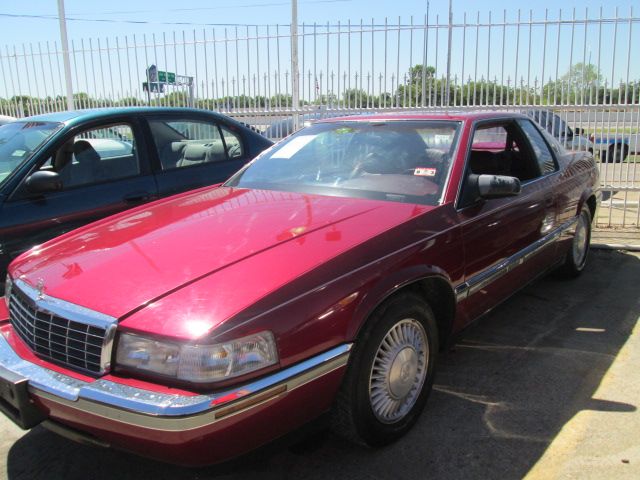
(591, 243), (640, 251)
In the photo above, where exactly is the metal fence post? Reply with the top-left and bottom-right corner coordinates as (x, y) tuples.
(445, 0), (453, 107)
(291, 0), (300, 128)
(57, 0), (74, 111)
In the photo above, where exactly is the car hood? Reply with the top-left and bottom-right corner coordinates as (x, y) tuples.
(10, 186), (432, 321)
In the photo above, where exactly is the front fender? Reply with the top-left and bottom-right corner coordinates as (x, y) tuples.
(347, 264), (454, 341)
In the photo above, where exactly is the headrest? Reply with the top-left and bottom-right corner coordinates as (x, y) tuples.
(54, 140), (75, 170)
(73, 140), (100, 163)
(60, 140), (75, 154)
(182, 143), (208, 162)
(170, 141), (187, 154)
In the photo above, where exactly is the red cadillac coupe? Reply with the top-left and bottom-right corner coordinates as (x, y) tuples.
(0, 112), (599, 465)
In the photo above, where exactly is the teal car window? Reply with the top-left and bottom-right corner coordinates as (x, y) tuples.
(0, 121), (61, 187)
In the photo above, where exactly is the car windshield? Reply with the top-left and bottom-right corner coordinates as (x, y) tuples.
(226, 120), (461, 205)
(0, 121), (61, 187)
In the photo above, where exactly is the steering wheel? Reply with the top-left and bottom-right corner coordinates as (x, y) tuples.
(348, 152), (386, 179)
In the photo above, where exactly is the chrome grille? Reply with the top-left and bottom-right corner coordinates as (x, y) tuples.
(8, 281), (113, 375)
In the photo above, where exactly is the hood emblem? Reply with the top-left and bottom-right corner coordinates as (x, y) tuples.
(36, 278), (45, 300)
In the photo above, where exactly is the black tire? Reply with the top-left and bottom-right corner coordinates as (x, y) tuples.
(558, 206), (592, 278)
(602, 144), (628, 163)
(331, 292), (439, 446)
(618, 144), (629, 162)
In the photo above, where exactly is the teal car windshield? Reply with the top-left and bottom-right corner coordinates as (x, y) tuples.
(226, 120), (461, 205)
(0, 121), (62, 187)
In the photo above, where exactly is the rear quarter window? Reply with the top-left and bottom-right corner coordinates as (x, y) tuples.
(517, 119), (558, 175)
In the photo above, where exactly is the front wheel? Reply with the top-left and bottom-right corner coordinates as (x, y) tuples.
(332, 292), (438, 446)
(601, 144), (628, 163)
(558, 206), (592, 278)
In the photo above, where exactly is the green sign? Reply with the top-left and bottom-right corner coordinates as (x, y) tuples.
(158, 71), (176, 84)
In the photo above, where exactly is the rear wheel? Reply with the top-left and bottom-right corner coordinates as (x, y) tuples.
(558, 206), (591, 278)
(332, 292), (438, 446)
(601, 144), (628, 163)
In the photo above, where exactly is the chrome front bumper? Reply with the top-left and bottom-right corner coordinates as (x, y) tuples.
(0, 332), (351, 430)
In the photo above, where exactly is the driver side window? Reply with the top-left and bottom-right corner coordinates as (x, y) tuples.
(467, 122), (542, 182)
(459, 121), (543, 208)
(42, 124), (140, 189)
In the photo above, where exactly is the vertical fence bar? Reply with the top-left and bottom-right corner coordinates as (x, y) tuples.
(71, 40), (81, 109)
(445, 0), (453, 106)
(473, 12), (479, 106)
(421, 12), (427, 107)
(37, 43), (49, 112)
(514, 10), (521, 106)
(7, 45), (19, 116)
(106, 38), (115, 106)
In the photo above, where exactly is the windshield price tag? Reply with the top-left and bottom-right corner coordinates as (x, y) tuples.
(272, 135), (316, 159)
(414, 167), (437, 177)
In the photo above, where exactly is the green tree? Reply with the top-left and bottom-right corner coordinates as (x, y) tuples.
(158, 91), (189, 107)
(408, 64), (436, 85)
(342, 88), (369, 107)
(561, 62), (602, 91)
(117, 97), (143, 107)
(396, 64), (438, 106)
(270, 94), (293, 107)
(313, 93), (338, 106)
(543, 63), (603, 103)
(73, 92), (94, 108)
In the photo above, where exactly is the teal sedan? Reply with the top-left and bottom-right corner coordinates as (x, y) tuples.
(0, 107), (272, 290)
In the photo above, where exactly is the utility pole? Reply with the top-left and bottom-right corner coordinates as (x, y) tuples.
(57, 0), (74, 110)
(445, 0), (453, 108)
(291, 0), (300, 128)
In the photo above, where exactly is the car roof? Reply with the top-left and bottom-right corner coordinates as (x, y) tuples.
(318, 111), (530, 123)
(18, 107), (226, 126)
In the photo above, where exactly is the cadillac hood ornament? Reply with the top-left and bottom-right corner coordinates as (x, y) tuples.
(36, 278), (45, 300)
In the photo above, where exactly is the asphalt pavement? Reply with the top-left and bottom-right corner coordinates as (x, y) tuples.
(1, 249), (639, 480)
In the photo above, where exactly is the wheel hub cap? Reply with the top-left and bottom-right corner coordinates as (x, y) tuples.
(573, 215), (588, 265)
(389, 347), (419, 398)
(369, 318), (428, 424)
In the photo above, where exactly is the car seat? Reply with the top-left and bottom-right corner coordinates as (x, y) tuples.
(68, 140), (101, 186)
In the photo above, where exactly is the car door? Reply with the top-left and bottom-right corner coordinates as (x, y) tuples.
(0, 119), (158, 269)
(456, 119), (558, 322)
(144, 115), (250, 197)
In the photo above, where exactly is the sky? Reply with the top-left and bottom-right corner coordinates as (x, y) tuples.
(0, 0), (636, 42)
(0, 1), (637, 103)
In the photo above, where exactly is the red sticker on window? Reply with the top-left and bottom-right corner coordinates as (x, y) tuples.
(414, 167), (437, 177)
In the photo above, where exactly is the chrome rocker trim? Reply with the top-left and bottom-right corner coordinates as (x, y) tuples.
(455, 216), (579, 302)
(0, 333), (352, 431)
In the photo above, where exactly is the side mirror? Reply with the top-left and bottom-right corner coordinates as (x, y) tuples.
(477, 174), (521, 199)
(573, 127), (583, 136)
(25, 170), (63, 194)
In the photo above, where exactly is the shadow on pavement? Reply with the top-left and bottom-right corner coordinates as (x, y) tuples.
(6, 250), (640, 480)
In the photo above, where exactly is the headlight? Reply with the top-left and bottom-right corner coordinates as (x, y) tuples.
(4, 275), (12, 306)
(115, 331), (278, 383)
